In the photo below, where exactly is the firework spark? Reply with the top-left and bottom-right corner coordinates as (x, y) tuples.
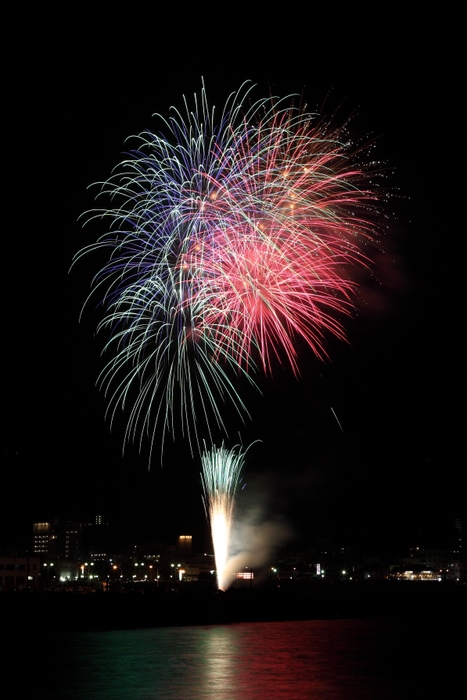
(181, 109), (378, 376)
(201, 443), (249, 590)
(75, 81), (381, 457)
(75, 83), (262, 456)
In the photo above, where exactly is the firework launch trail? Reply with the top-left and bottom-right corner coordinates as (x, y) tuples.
(201, 443), (248, 590)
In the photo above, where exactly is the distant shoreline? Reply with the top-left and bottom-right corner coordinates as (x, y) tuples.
(4, 579), (466, 634)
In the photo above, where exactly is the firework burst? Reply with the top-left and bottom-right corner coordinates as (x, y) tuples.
(75, 81), (381, 456)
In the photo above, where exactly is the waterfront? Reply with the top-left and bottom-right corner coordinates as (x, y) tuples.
(21, 617), (462, 698)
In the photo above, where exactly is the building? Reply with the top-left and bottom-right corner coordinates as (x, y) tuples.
(55, 521), (82, 559)
(32, 522), (54, 553)
(32, 520), (82, 559)
(0, 553), (41, 590)
(177, 535), (193, 562)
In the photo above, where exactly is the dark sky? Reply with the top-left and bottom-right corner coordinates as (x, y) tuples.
(3, 7), (462, 553)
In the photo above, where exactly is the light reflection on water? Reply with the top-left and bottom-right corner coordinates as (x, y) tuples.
(32, 618), (460, 699)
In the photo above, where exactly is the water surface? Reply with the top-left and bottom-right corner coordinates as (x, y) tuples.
(28, 618), (461, 698)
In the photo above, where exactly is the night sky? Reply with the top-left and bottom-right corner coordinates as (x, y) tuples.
(3, 7), (462, 554)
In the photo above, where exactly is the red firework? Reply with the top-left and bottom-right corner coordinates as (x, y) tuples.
(179, 109), (378, 375)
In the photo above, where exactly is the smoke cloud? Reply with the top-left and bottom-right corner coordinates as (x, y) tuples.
(222, 477), (293, 588)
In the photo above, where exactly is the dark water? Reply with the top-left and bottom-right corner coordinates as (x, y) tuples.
(27, 618), (461, 698)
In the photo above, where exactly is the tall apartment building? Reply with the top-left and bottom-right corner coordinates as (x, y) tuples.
(177, 535), (193, 562)
(32, 520), (81, 558)
(32, 522), (54, 553)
